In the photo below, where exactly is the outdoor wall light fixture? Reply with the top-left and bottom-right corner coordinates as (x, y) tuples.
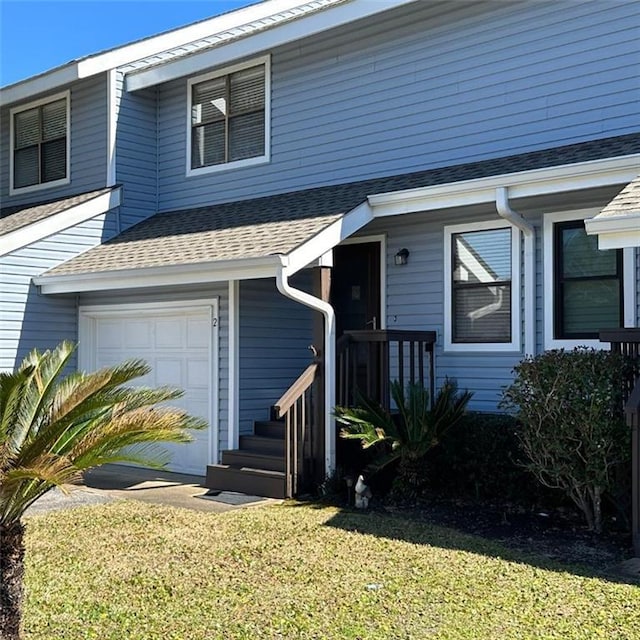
(394, 248), (410, 266)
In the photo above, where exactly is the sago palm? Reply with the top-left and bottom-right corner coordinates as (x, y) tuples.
(335, 379), (472, 498)
(0, 341), (207, 640)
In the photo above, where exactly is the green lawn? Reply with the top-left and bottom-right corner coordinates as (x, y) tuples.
(24, 501), (639, 639)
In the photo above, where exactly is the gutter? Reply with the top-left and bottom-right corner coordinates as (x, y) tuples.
(276, 256), (336, 475)
(496, 186), (535, 356)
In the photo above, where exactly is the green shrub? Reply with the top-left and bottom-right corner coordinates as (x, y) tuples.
(500, 348), (633, 534)
(427, 412), (542, 503)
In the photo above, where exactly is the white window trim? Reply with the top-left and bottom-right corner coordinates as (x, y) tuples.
(185, 55), (270, 178)
(543, 208), (636, 350)
(9, 90), (71, 196)
(444, 219), (521, 353)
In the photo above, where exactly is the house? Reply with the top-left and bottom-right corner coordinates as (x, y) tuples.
(1, 0), (639, 499)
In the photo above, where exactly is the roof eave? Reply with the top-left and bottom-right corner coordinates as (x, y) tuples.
(368, 154), (640, 217)
(584, 211), (640, 250)
(1, 187), (122, 257)
(0, 0), (342, 106)
(33, 254), (286, 295)
(125, 0), (418, 92)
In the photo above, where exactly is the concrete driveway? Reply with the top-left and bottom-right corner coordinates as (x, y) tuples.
(26, 464), (279, 516)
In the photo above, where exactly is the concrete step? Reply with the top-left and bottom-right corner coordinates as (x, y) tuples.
(221, 449), (285, 472)
(205, 464), (287, 499)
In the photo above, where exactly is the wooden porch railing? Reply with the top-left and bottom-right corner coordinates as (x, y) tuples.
(273, 361), (319, 498)
(336, 329), (437, 411)
(600, 328), (640, 556)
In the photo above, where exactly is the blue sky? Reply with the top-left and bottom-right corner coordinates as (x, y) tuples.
(0, 0), (259, 87)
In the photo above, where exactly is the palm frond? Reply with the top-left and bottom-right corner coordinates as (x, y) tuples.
(0, 341), (208, 528)
(336, 378), (472, 479)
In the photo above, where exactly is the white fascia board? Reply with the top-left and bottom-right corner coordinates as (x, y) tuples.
(34, 255), (283, 295)
(0, 0), (328, 106)
(0, 65), (79, 107)
(594, 230), (640, 250)
(584, 212), (640, 235)
(1, 188), (122, 258)
(284, 201), (374, 273)
(368, 155), (640, 218)
(126, 0), (418, 91)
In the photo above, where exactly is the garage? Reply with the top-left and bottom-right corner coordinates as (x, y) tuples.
(78, 300), (218, 475)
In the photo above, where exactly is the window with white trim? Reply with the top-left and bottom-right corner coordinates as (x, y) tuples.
(187, 57), (269, 175)
(553, 219), (623, 339)
(444, 221), (521, 352)
(10, 92), (69, 193)
(543, 209), (637, 349)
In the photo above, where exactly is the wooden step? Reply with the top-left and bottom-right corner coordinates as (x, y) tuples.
(205, 464), (287, 499)
(221, 449), (285, 472)
(254, 420), (286, 438)
(239, 434), (285, 455)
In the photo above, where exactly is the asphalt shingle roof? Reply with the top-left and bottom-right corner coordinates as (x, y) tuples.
(0, 187), (117, 237)
(42, 133), (640, 278)
(594, 174), (640, 219)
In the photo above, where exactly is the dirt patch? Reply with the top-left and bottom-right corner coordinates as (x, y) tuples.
(368, 497), (635, 579)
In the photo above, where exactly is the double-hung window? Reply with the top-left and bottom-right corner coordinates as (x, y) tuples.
(543, 209), (635, 349)
(188, 57), (269, 175)
(553, 220), (623, 340)
(444, 221), (521, 351)
(10, 91), (70, 194)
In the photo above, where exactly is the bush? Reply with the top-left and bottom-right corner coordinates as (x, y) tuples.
(427, 412), (542, 504)
(500, 348), (633, 534)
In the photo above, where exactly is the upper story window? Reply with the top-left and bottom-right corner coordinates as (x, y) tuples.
(444, 220), (521, 352)
(543, 209), (635, 350)
(187, 56), (270, 176)
(10, 91), (70, 195)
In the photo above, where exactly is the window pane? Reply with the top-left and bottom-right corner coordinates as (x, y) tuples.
(192, 77), (226, 125)
(562, 227), (617, 277)
(453, 228), (511, 284)
(229, 112), (265, 161)
(451, 227), (512, 343)
(14, 108), (40, 148)
(191, 122), (225, 168)
(42, 99), (66, 141)
(563, 280), (620, 335)
(230, 65), (264, 115)
(453, 284), (511, 342)
(14, 147), (39, 188)
(42, 138), (66, 182)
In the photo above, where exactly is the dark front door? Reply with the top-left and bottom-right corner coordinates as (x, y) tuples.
(331, 242), (381, 337)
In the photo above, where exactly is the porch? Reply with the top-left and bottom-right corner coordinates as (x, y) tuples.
(205, 328), (437, 498)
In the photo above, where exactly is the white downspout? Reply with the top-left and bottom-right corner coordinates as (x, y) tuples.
(496, 187), (536, 356)
(276, 258), (336, 476)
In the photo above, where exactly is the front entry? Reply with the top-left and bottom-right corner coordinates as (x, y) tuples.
(331, 241), (381, 336)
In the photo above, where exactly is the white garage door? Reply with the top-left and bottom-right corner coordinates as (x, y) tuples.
(79, 300), (218, 475)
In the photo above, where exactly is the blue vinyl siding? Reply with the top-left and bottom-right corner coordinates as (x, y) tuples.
(114, 71), (159, 230)
(364, 206), (524, 412)
(239, 276), (314, 435)
(153, 0), (639, 211)
(0, 74), (108, 207)
(0, 214), (118, 371)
